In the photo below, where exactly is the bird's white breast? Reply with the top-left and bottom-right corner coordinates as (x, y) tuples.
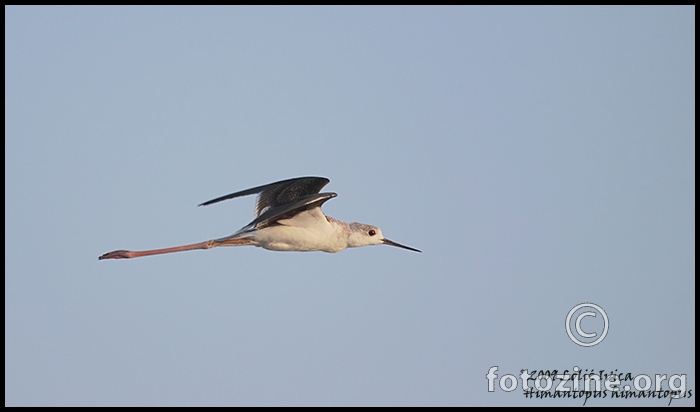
(252, 209), (349, 253)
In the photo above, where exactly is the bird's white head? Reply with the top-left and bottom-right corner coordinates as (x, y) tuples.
(347, 222), (421, 252)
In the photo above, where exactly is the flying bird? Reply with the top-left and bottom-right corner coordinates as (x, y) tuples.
(99, 177), (421, 260)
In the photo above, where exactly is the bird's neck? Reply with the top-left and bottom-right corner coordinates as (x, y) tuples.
(325, 216), (351, 241)
(326, 215), (349, 230)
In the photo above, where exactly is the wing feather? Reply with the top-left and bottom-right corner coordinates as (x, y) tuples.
(198, 177), (331, 217)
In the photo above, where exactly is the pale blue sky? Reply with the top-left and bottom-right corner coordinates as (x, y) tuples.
(5, 6), (695, 406)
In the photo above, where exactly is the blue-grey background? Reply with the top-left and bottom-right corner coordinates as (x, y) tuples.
(5, 6), (694, 406)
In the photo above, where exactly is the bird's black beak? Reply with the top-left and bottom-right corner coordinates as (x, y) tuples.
(382, 238), (422, 253)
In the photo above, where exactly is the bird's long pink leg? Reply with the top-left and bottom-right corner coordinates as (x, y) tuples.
(99, 240), (216, 260)
(98, 237), (253, 260)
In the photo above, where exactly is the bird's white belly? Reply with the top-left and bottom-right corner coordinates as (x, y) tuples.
(253, 222), (347, 253)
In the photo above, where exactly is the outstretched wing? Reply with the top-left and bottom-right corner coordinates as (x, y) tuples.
(199, 176), (331, 217)
(244, 192), (337, 231)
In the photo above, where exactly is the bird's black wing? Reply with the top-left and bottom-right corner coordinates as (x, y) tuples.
(199, 177), (330, 217)
(243, 192), (337, 231)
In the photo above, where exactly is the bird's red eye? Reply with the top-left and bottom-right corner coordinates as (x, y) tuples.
(368, 230), (376, 236)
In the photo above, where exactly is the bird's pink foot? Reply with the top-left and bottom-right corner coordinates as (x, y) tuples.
(98, 250), (133, 260)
